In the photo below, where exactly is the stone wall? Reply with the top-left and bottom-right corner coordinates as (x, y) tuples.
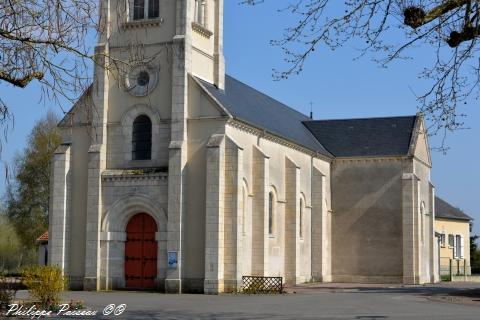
(331, 158), (404, 283)
(99, 173), (169, 290)
(225, 123), (333, 288)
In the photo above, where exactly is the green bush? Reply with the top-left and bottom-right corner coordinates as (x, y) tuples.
(22, 265), (66, 307)
(440, 274), (451, 282)
(243, 281), (266, 294)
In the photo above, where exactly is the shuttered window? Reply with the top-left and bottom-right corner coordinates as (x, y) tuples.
(132, 115), (152, 160)
(453, 236), (457, 258)
(440, 233), (446, 247)
(458, 235), (464, 259)
(453, 235), (465, 259)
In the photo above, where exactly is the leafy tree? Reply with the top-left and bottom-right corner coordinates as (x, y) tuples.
(244, 0), (480, 148)
(4, 112), (61, 249)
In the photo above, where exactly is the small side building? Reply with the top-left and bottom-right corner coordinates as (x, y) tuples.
(434, 197), (472, 276)
(36, 231), (49, 266)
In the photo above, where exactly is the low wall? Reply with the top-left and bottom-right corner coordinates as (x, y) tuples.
(451, 275), (480, 282)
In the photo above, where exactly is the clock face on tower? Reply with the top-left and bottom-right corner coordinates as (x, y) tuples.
(124, 64), (159, 97)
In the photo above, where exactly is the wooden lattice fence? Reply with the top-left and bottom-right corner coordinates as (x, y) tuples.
(242, 276), (283, 294)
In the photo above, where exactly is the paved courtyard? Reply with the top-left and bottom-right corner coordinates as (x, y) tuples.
(11, 283), (480, 319)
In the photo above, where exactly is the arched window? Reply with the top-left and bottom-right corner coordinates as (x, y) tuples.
(132, 115), (152, 160)
(242, 187), (247, 235)
(268, 192), (274, 235)
(299, 198), (304, 239)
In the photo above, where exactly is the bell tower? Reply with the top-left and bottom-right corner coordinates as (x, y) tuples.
(190, 0), (225, 89)
(81, 0), (225, 292)
(166, 0), (224, 293)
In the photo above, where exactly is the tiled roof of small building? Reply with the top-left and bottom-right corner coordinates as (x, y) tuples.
(303, 116), (417, 157)
(36, 231), (49, 243)
(435, 197), (472, 221)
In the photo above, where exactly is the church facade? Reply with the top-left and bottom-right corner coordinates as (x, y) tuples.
(48, 0), (438, 294)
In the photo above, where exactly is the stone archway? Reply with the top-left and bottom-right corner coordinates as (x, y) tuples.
(100, 195), (167, 290)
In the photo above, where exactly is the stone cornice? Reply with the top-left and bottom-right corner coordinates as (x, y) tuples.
(191, 22), (213, 38)
(227, 119), (333, 162)
(109, 41), (174, 51)
(334, 156), (407, 163)
(187, 116), (230, 122)
(102, 168), (168, 182)
(334, 154), (432, 169)
(122, 18), (164, 30)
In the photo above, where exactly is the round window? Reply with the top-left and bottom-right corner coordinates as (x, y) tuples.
(124, 64), (159, 97)
(137, 71), (150, 87)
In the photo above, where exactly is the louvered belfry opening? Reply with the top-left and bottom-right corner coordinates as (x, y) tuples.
(132, 115), (152, 160)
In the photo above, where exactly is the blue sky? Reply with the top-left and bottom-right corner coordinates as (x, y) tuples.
(0, 2), (478, 233)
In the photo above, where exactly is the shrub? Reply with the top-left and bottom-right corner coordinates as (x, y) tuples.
(243, 281), (266, 294)
(0, 276), (18, 309)
(22, 265), (66, 307)
(440, 274), (451, 282)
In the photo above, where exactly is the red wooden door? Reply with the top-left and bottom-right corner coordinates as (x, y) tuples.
(125, 213), (158, 289)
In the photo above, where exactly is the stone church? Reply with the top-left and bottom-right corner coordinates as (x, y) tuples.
(49, 0), (438, 293)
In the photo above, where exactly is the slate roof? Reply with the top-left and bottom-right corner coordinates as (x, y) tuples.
(198, 76), (419, 158)
(435, 197), (472, 221)
(197, 76), (333, 157)
(303, 116), (417, 157)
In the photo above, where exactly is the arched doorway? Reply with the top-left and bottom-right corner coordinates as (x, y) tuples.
(125, 213), (157, 289)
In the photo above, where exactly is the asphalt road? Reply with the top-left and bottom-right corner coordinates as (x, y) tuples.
(11, 283), (480, 319)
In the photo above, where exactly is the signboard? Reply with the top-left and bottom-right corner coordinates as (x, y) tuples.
(168, 251), (178, 269)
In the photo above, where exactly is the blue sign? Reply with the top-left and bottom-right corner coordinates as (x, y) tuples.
(168, 251), (178, 269)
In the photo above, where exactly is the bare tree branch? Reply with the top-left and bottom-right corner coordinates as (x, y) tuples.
(0, 0), (99, 116)
(404, 0), (470, 28)
(0, 70), (44, 88)
(244, 0), (480, 151)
